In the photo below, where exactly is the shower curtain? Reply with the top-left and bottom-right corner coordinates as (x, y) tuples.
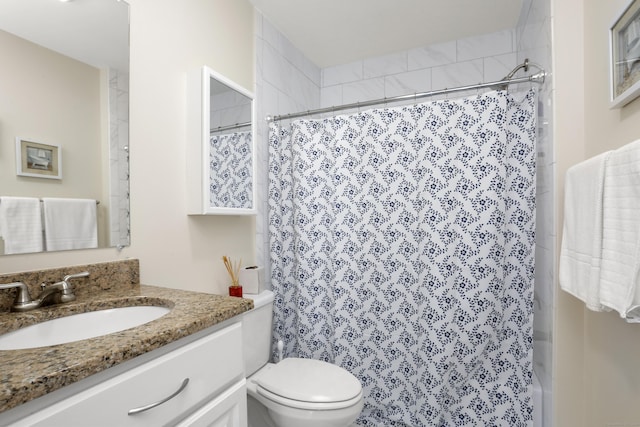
(209, 130), (252, 208)
(268, 89), (537, 426)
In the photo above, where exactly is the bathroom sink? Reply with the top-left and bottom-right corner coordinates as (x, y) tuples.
(0, 306), (171, 350)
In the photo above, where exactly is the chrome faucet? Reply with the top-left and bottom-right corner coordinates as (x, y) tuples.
(0, 271), (90, 312)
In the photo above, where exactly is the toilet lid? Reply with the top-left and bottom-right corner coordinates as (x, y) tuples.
(255, 358), (362, 404)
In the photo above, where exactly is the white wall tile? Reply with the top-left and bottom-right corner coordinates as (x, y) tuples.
(432, 59), (483, 90)
(528, 0), (549, 25)
(254, 12), (263, 39)
(117, 72), (129, 92)
(518, 0), (533, 32)
(408, 40), (456, 70)
(457, 29), (514, 61)
(484, 53), (518, 81)
(384, 68), (432, 98)
(321, 85), (343, 109)
(515, 3), (553, 425)
(262, 17), (285, 57)
(364, 51), (407, 79)
(300, 55), (322, 86)
(342, 78), (385, 105)
(519, 19), (551, 54)
(322, 61), (363, 87)
(261, 82), (279, 120)
(262, 43), (287, 92)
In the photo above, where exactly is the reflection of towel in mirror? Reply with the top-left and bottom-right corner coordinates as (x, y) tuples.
(0, 197), (44, 254)
(42, 198), (97, 251)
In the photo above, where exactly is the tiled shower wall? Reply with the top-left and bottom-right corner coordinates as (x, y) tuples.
(108, 69), (130, 248)
(255, 6), (553, 424)
(319, 30), (517, 108)
(254, 13), (321, 283)
(517, 1), (554, 426)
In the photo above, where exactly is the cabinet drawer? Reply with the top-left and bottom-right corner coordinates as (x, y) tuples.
(177, 379), (246, 427)
(16, 322), (243, 427)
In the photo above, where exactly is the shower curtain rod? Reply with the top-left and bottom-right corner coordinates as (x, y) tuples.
(266, 59), (546, 123)
(209, 121), (252, 134)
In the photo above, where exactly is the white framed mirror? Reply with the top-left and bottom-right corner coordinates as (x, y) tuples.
(0, 0), (130, 255)
(187, 66), (255, 215)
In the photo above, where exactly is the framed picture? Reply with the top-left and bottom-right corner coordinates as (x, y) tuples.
(610, 0), (640, 108)
(15, 137), (62, 180)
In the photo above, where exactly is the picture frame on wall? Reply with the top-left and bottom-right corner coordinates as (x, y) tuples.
(15, 137), (62, 180)
(610, 0), (640, 108)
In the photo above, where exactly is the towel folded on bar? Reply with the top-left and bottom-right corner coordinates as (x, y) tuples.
(0, 196), (44, 254)
(560, 139), (640, 322)
(559, 151), (611, 311)
(42, 198), (98, 251)
(599, 140), (640, 321)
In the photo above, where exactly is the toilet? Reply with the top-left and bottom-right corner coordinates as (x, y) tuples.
(242, 290), (364, 427)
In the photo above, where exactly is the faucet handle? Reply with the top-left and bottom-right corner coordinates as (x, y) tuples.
(63, 271), (90, 284)
(0, 282), (33, 306)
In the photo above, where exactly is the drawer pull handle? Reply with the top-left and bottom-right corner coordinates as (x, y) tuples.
(128, 378), (190, 415)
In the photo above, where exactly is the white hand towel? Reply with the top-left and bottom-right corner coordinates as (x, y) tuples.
(42, 198), (98, 251)
(0, 197), (44, 254)
(599, 140), (640, 321)
(559, 152), (611, 311)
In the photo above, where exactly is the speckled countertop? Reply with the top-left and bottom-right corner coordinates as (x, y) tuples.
(0, 260), (254, 414)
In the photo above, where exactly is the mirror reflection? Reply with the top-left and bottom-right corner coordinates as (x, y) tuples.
(0, 0), (130, 255)
(209, 75), (254, 211)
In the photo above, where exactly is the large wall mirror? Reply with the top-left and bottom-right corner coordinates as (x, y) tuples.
(0, 0), (130, 255)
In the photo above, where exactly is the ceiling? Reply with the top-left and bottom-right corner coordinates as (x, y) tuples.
(250, 0), (524, 68)
(0, 0), (522, 72)
(0, 0), (129, 72)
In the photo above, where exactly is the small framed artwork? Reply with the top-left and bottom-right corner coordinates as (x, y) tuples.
(610, 0), (640, 108)
(15, 137), (62, 180)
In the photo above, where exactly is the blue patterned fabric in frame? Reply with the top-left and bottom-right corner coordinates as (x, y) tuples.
(210, 130), (253, 209)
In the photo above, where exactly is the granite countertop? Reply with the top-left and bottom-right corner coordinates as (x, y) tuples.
(0, 284), (254, 413)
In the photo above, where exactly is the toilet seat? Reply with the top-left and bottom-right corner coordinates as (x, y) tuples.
(257, 386), (363, 410)
(254, 358), (362, 410)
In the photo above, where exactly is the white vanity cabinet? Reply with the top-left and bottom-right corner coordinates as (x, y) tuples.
(10, 322), (247, 427)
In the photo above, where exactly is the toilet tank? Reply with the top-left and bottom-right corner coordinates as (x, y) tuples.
(242, 290), (274, 376)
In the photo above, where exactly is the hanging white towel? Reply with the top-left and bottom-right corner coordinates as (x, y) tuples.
(559, 151), (611, 311)
(42, 198), (98, 251)
(598, 140), (640, 321)
(0, 197), (44, 254)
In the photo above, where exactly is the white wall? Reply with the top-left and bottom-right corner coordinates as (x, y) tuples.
(0, 0), (256, 297)
(552, 0), (586, 424)
(554, 0), (640, 425)
(127, 0), (255, 294)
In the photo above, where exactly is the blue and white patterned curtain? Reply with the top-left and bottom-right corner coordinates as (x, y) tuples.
(210, 131), (253, 208)
(268, 89), (537, 426)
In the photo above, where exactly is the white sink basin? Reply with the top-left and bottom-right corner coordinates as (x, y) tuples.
(0, 306), (171, 350)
